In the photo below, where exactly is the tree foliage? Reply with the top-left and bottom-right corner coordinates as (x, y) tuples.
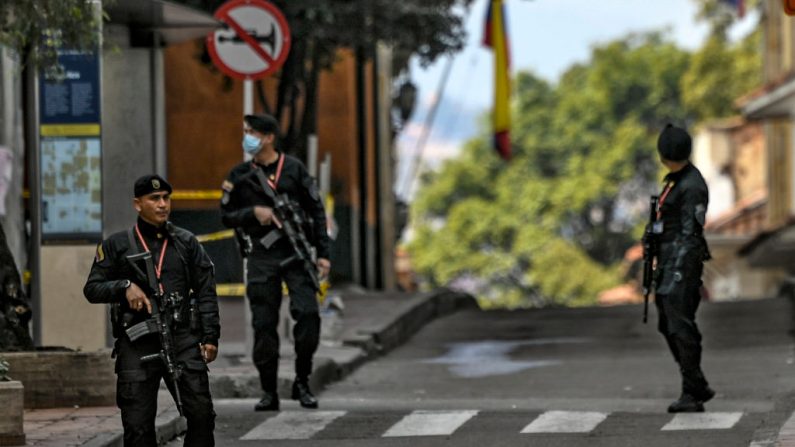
(409, 15), (761, 308)
(176, 0), (475, 157)
(0, 0), (100, 71)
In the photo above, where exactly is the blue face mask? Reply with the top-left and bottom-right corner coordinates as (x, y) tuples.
(242, 134), (262, 155)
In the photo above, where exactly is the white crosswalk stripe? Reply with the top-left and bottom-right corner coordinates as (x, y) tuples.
(521, 410), (608, 434)
(662, 412), (744, 431)
(382, 410), (479, 437)
(233, 408), (749, 440)
(239, 410), (346, 440)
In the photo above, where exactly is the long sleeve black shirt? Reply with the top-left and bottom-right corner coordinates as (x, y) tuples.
(220, 153), (330, 260)
(83, 218), (221, 347)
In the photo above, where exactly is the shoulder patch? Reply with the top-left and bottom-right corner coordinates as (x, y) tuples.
(95, 243), (105, 263)
(221, 180), (234, 192)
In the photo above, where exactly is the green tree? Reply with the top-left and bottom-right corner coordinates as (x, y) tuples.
(681, 30), (761, 122)
(409, 33), (698, 308)
(0, 0), (101, 70)
(411, 11), (762, 308)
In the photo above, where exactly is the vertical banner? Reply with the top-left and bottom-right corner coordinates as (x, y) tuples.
(38, 49), (102, 241)
(483, 0), (512, 161)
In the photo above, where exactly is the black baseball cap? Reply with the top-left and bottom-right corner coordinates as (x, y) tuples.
(244, 113), (280, 136)
(134, 174), (172, 198)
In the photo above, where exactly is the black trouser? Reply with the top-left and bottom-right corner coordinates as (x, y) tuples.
(247, 258), (320, 393)
(116, 363), (215, 447)
(655, 263), (710, 397)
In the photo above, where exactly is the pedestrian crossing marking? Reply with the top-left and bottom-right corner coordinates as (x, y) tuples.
(521, 410), (608, 433)
(382, 410), (479, 437)
(232, 408), (750, 440)
(661, 412), (743, 431)
(240, 410), (346, 440)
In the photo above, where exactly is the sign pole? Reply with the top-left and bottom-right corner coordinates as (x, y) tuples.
(244, 78), (254, 115)
(243, 77), (253, 358)
(208, 0), (292, 364)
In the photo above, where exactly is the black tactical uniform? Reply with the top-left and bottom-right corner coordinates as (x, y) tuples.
(0, 222), (33, 351)
(84, 178), (220, 446)
(653, 124), (714, 413)
(221, 152), (329, 409)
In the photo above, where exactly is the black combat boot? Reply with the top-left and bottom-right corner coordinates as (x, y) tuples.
(693, 386), (715, 404)
(667, 394), (704, 413)
(254, 390), (280, 411)
(292, 379), (318, 409)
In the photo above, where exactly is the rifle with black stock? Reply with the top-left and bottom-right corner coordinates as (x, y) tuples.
(252, 168), (321, 292)
(124, 250), (184, 415)
(642, 195), (660, 324)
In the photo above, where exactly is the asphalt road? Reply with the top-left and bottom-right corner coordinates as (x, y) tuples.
(173, 297), (795, 446)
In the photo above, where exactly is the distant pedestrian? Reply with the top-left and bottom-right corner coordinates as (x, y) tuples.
(651, 124), (715, 413)
(220, 113), (331, 411)
(84, 175), (220, 446)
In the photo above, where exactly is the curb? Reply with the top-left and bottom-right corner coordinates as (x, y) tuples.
(342, 288), (478, 354)
(81, 406), (186, 447)
(209, 288), (477, 399)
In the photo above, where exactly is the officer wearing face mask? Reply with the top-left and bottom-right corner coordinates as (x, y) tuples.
(220, 113), (330, 412)
(652, 124), (714, 413)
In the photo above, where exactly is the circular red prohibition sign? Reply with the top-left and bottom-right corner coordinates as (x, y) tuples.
(206, 0), (292, 80)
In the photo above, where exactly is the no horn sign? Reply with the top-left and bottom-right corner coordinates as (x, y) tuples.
(207, 0), (291, 80)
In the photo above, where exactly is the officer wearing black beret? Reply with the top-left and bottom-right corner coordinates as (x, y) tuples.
(84, 174), (220, 446)
(652, 124), (714, 412)
(220, 113), (330, 411)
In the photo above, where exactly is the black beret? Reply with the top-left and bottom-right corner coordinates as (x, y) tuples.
(244, 113), (280, 136)
(134, 174), (172, 198)
(657, 123), (692, 161)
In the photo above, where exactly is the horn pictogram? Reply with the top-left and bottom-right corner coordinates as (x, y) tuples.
(218, 24), (276, 53)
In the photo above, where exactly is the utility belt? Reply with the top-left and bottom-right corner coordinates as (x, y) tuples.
(110, 292), (200, 341)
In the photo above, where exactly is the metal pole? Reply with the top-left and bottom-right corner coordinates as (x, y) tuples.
(244, 79), (254, 116)
(243, 77), (254, 358)
(307, 134), (318, 178)
(25, 61), (41, 345)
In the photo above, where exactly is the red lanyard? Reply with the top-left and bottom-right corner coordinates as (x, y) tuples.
(253, 153), (285, 191)
(134, 224), (168, 293)
(657, 181), (675, 220)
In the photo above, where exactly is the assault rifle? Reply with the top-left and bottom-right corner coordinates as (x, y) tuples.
(125, 251), (184, 415)
(642, 195), (660, 324)
(253, 169), (321, 292)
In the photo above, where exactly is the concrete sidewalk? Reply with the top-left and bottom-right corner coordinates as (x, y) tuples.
(20, 288), (477, 446)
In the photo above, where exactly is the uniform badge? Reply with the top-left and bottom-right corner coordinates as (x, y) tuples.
(152, 179), (160, 189)
(95, 243), (105, 262)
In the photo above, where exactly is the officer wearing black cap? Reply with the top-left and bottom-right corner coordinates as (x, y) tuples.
(652, 124), (714, 413)
(220, 113), (330, 411)
(84, 174), (220, 446)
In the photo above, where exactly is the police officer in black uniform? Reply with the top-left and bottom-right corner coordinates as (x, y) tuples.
(221, 113), (330, 411)
(653, 124), (715, 413)
(84, 175), (220, 446)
